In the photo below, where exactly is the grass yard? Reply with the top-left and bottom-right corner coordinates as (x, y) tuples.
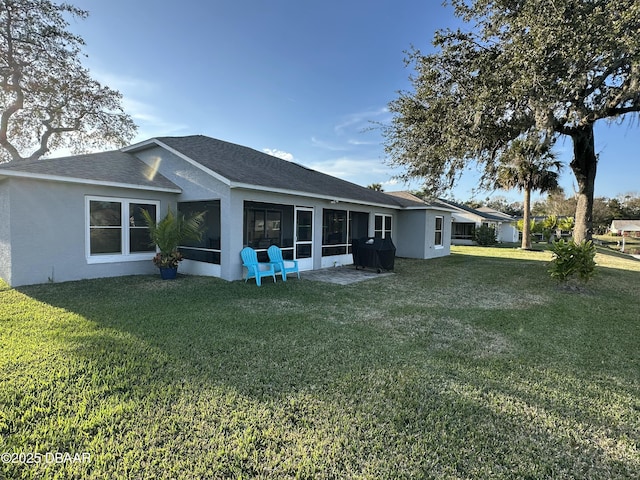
(1, 246), (639, 479)
(594, 234), (640, 256)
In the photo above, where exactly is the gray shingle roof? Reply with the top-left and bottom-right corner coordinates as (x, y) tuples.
(154, 135), (404, 207)
(438, 198), (513, 222)
(611, 219), (640, 231)
(0, 150), (180, 191)
(1, 136), (424, 208)
(384, 190), (455, 210)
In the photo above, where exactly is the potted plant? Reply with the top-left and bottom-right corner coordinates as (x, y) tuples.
(142, 207), (205, 279)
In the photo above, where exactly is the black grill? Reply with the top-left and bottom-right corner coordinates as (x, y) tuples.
(351, 237), (396, 273)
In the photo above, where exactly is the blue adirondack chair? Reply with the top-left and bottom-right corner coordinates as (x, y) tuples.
(267, 245), (300, 281)
(240, 247), (276, 286)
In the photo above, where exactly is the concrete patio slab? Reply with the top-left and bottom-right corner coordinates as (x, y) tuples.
(300, 266), (394, 285)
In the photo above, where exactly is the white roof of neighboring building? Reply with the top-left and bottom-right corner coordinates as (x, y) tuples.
(610, 219), (640, 231)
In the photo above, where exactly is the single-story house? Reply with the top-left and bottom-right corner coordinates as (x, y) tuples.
(609, 219), (640, 236)
(609, 219), (640, 253)
(0, 135), (453, 287)
(436, 199), (519, 245)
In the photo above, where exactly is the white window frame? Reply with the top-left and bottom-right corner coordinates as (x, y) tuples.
(374, 214), (393, 239)
(85, 196), (160, 264)
(435, 215), (444, 248)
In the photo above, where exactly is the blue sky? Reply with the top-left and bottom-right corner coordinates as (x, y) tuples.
(67, 0), (638, 202)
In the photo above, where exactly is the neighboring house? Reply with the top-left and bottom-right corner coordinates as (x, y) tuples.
(609, 219), (640, 237)
(526, 214), (574, 241)
(437, 199), (519, 245)
(0, 135), (453, 287)
(384, 191), (456, 259)
(609, 219), (640, 254)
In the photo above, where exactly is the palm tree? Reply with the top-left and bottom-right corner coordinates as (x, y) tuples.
(494, 139), (562, 250)
(142, 207), (205, 270)
(558, 216), (575, 237)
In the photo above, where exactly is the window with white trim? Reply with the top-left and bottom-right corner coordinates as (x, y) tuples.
(374, 214), (392, 239)
(86, 196), (159, 263)
(435, 216), (444, 247)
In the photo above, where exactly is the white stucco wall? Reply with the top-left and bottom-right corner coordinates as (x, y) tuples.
(0, 180), (12, 285)
(396, 209), (451, 259)
(395, 210), (428, 258)
(497, 223), (519, 243)
(3, 178), (175, 287)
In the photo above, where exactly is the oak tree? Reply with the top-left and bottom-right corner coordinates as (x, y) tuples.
(384, 0), (640, 242)
(0, 0), (136, 162)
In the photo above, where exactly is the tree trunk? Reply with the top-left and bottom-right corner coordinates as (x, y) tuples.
(569, 124), (597, 243)
(522, 187), (532, 249)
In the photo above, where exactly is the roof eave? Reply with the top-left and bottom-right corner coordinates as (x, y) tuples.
(403, 205), (458, 212)
(0, 170), (182, 193)
(231, 182), (403, 209)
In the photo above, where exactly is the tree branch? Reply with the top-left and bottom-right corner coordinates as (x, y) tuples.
(26, 116), (82, 161)
(583, 57), (628, 99)
(0, 1), (135, 162)
(606, 104), (640, 117)
(0, 8), (25, 162)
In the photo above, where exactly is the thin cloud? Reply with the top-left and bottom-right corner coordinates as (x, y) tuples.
(119, 96), (189, 139)
(307, 156), (393, 184)
(334, 107), (390, 135)
(311, 107), (389, 153)
(347, 138), (378, 146)
(87, 69), (189, 139)
(310, 136), (348, 152)
(88, 69), (160, 94)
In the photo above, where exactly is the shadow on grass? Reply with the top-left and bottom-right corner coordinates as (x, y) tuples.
(16, 275), (397, 397)
(595, 244), (640, 263)
(4, 256), (639, 478)
(452, 243), (640, 280)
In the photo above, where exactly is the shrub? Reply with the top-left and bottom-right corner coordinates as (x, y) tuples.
(548, 239), (596, 283)
(474, 225), (497, 246)
(541, 215), (558, 242)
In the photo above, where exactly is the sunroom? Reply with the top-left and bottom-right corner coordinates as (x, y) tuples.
(169, 199), (224, 280)
(241, 201), (392, 270)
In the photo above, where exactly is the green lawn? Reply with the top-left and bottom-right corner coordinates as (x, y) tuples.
(595, 234), (640, 256)
(1, 246), (639, 479)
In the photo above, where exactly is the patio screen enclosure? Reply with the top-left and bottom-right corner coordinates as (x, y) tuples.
(178, 200), (222, 264)
(244, 202), (295, 261)
(243, 201), (372, 263)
